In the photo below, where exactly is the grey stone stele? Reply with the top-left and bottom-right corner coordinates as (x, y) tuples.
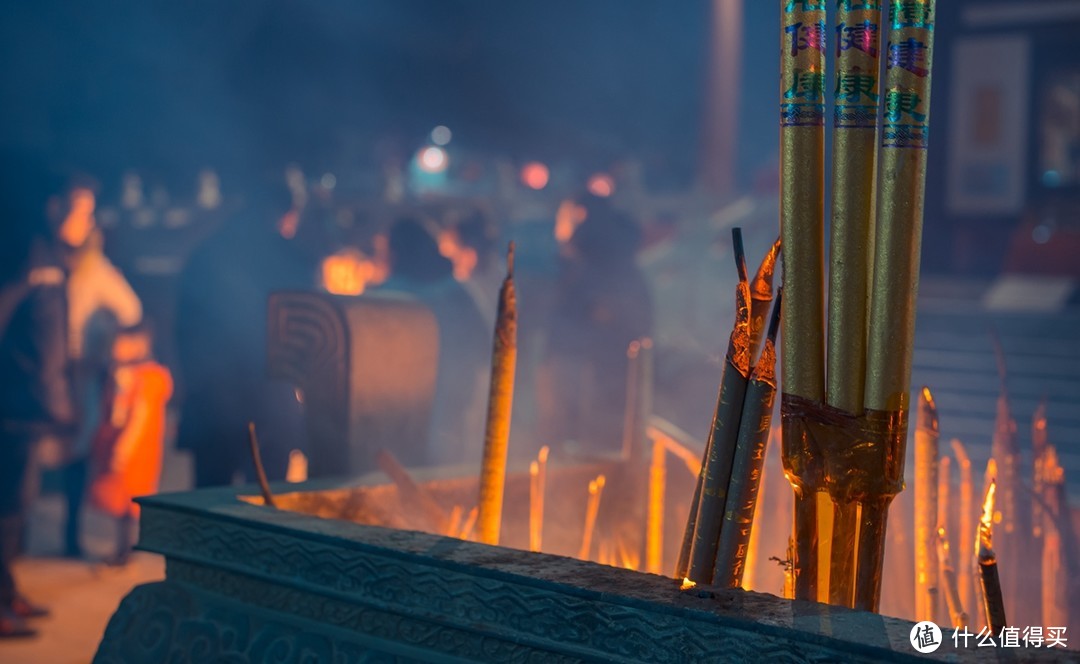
(94, 478), (1064, 663)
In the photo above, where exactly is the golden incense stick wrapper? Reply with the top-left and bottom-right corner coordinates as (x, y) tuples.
(779, 0), (826, 602)
(476, 243), (518, 546)
(715, 293), (781, 588)
(857, 0), (937, 613)
(646, 435), (667, 575)
(950, 439), (974, 620)
(749, 237), (781, 361)
(827, 0), (882, 415)
(579, 475), (606, 560)
(977, 480), (1007, 636)
(914, 387), (939, 623)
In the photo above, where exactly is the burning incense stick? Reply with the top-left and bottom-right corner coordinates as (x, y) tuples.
(1032, 399), (1048, 541)
(950, 439), (974, 619)
(779, 0), (827, 604)
(937, 526), (968, 629)
(580, 475), (606, 560)
(476, 243), (518, 546)
(715, 291), (781, 588)
(247, 422), (276, 508)
(621, 338), (654, 464)
(377, 449), (449, 533)
(858, 0), (937, 613)
(937, 454), (952, 625)
(622, 340), (643, 462)
(646, 435), (666, 575)
(977, 479), (1007, 635)
(914, 387), (940, 623)
(688, 228), (752, 584)
(529, 461), (541, 552)
(749, 237), (780, 361)
(537, 446), (549, 550)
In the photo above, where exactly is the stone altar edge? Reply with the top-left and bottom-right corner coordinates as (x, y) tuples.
(93, 479), (1050, 662)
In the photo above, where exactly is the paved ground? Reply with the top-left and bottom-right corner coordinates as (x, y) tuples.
(0, 445), (190, 664)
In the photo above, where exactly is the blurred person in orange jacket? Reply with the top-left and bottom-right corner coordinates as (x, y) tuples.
(88, 321), (172, 566)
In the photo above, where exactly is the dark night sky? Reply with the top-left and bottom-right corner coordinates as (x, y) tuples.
(0, 1), (791, 190)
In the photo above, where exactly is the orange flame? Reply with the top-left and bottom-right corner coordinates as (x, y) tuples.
(681, 577), (697, 590)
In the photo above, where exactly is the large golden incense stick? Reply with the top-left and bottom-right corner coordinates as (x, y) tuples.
(646, 434), (667, 575)
(580, 475), (606, 560)
(827, 0), (882, 414)
(476, 243), (518, 546)
(377, 449), (449, 533)
(247, 422), (277, 508)
(826, 0), (883, 606)
(951, 438), (974, 617)
(688, 229), (752, 584)
(779, 0), (826, 604)
(914, 387), (939, 623)
(858, 0), (937, 613)
(937, 526), (968, 629)
(749, 238), (781, 361)
(715, 291), (782, 588)
(977, 479), (1007, 636)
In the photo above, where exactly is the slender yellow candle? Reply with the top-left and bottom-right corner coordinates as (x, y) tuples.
(529, 461), (541, 552)
(580, 475), (606, 561)
(646, 437), (667, 575)
(951, 439), (974, 616)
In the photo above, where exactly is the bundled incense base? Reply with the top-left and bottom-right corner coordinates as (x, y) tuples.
(681, 230), (779, 586)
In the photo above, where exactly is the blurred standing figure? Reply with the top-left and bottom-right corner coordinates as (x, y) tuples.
(176, 179), (312, 487)
(0, 156), (81, 638)
(379, 218), (489, 466)
(63, 222), (143, 558)
(539, 209), (653, 454)
(88, 322), (171, 565)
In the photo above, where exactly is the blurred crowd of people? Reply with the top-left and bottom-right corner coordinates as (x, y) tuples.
(0, 152), (658, 638)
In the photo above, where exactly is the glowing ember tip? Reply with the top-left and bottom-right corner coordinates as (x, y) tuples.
(681, 577), (697, 591)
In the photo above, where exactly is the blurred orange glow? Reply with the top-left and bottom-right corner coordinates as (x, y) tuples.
(520, 161), (549, 190)
(321, 249), (376, 295)
(586, 173), (615, 197)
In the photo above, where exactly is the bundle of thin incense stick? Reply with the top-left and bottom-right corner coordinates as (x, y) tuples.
(778, 0), (938, 610)
(678, 229), (780, 587)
